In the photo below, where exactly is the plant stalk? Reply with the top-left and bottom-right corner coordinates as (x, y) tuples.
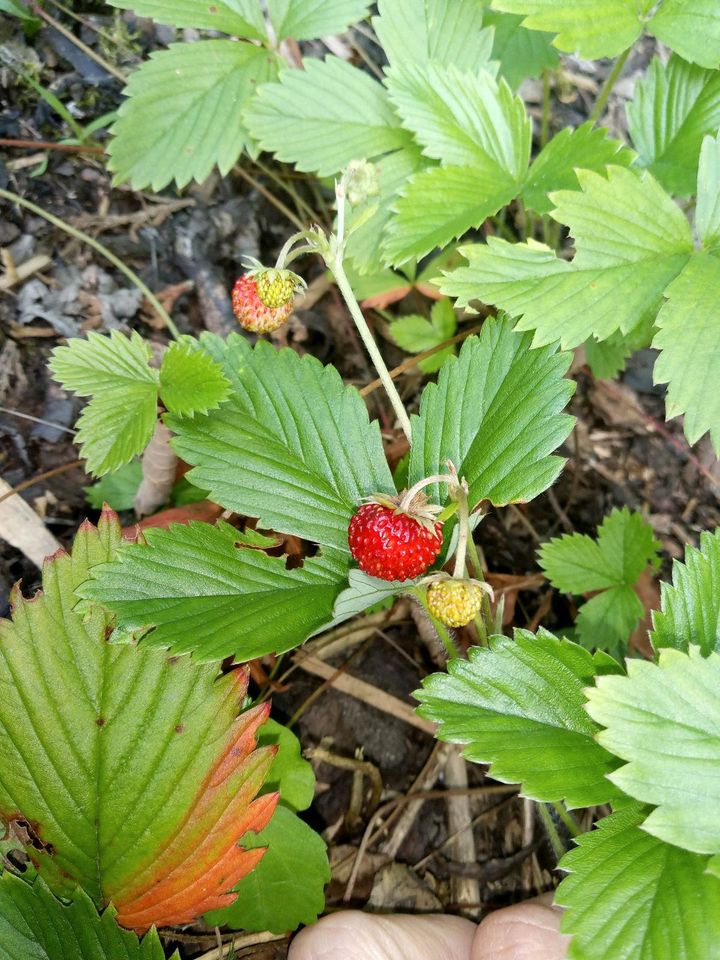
(0, 188), (180, 339)
(589, 47), (632, 125)
(331, 257), (413, 442)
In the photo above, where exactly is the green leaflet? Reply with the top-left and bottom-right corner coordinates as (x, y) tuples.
(78, 520), (349, 662)
(108, 0), (268, 36)
(628, 54), (720, 197)
(409, 314), (574, 513)
(416, 630), (623, 808)
(587, 646), (720, 855)
(168, 334), (394, 552)
(557, 805), (720, 960)
(652, 528), (720, 656)
(109, 42), (279, 191)
(266, 0), (371, 41)
(0, 875), (175, 960)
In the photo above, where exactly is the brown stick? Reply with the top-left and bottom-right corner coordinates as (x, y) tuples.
(0, 139), (105, 154)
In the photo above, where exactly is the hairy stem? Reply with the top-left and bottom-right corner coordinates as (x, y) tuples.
(589, 46), (632, 125)
(537, 802), (567, 861)
(331, 257), (413, 442)
(0, 188), (179, 339)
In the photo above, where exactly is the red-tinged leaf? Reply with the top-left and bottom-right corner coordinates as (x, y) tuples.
(414, 282), (445, 301)
(123, 500), (224, 536)
(0, 508), (276, 933)
(360, 285), (412, 309)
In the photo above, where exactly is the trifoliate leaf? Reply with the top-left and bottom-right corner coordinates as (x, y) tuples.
(390, 299), (457, 372)
(416, 630), (622, 808)
(108, 0), (268, 36)
(696, 132), (720, 253)
(557, 805), (720, 960)
(168, 334), (394, 553)
(539, 508), (660, 594)
(492, 0), (720, 66)
(78, 520), (349, 662)
(373, 0), (494, 73)
(108, 42), (279, 191)
(653, 253), (720, 452)
(258, 719), (315, 813)
(266, 0), (370, 41)
(584, 318), (655, 380)
(85, 461), (143, 511)
(0, 875), (175, 960)
(652, 528), (720, 656)
(522, 122), (635, 215)
(158, 340), (231, 417)
(50, 331), (159, 476)
(441, 167), (694, 348)
(206, 805), (329, 934)
(244, 56), (408, 177)
(344, 146), (426, 276)
(409, 314), (574, 513)
(627, 54), (720, 197)
(587, 647), (720, 855)
(482, 9), (559, 89)
(0, 510), (277, 931)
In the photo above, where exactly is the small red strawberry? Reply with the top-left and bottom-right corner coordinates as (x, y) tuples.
(348, 492), (443, 582)
(232, 264), (304, 334)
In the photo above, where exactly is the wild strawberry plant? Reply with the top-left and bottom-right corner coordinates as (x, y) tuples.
(3, 0), (720, 955)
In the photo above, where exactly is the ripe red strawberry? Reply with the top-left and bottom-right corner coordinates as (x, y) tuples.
(348, 492), (443, 582)
(232, 266), (303, 334)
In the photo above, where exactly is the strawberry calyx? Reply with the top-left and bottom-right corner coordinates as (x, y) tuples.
(360, 490), (443, 534)
(241, 258), (306, 309)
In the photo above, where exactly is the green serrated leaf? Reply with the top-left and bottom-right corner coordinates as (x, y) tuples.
(652, 529), (720, 656)
(539, 508), (660, 593)
(386, 63), (530, 176)
(0, 511), (277, 928)
(650, 1), (720, 70)
(167, 334), (394, 552)
(409, 314), (574, 512)
(383, 163), (519, 266)
(587, 647), (720, 855)
(50, 331), (159, 476)
(85, 461), (144, 511)
(697, 133), (720, 252)
(490, 0), (648, 59)
(653, 253), (720, 452)
(50, 330), (156, 396)
(585, 318), (654, 380)
(205, 805), (329, 934)
(158, 340), (230, 418)
(107, 0), (268, 36)
(244, 56), (408, 177)
(557, 804), (720, 960)
(331, 569), (411, 624)
(441, 167), (694, 348)
(575, 585), (644, 657)
(373, 0), (494, 72)
(522, 122), (635, 215)
(483, 9), (558, 89)
(0, 875), (175, 960)
(389, 300), (457, 373)
(78, 520), (349, 662)
(258, 719), (315, 813)
(267, 0), (370, 41)
(108, 42), (278, 191)
(416, 630), (622, 808)
(627, 54), (720, 197)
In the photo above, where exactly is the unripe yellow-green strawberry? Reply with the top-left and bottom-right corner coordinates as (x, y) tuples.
(232, 267), (303, 333)
(427, 579), (484, 628)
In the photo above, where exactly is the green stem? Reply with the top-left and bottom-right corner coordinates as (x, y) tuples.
(552, 800), (582, 838)
(589, 47), (632, 125)
(0, 188), (179, 339)
(537, 802), (567, 861)
(540, 68), (552, 149)
(466, 531), (494, 640)
(331, 256), (413, 442)
(415, 589), (461, 661)
(452, 485), (470, 579)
